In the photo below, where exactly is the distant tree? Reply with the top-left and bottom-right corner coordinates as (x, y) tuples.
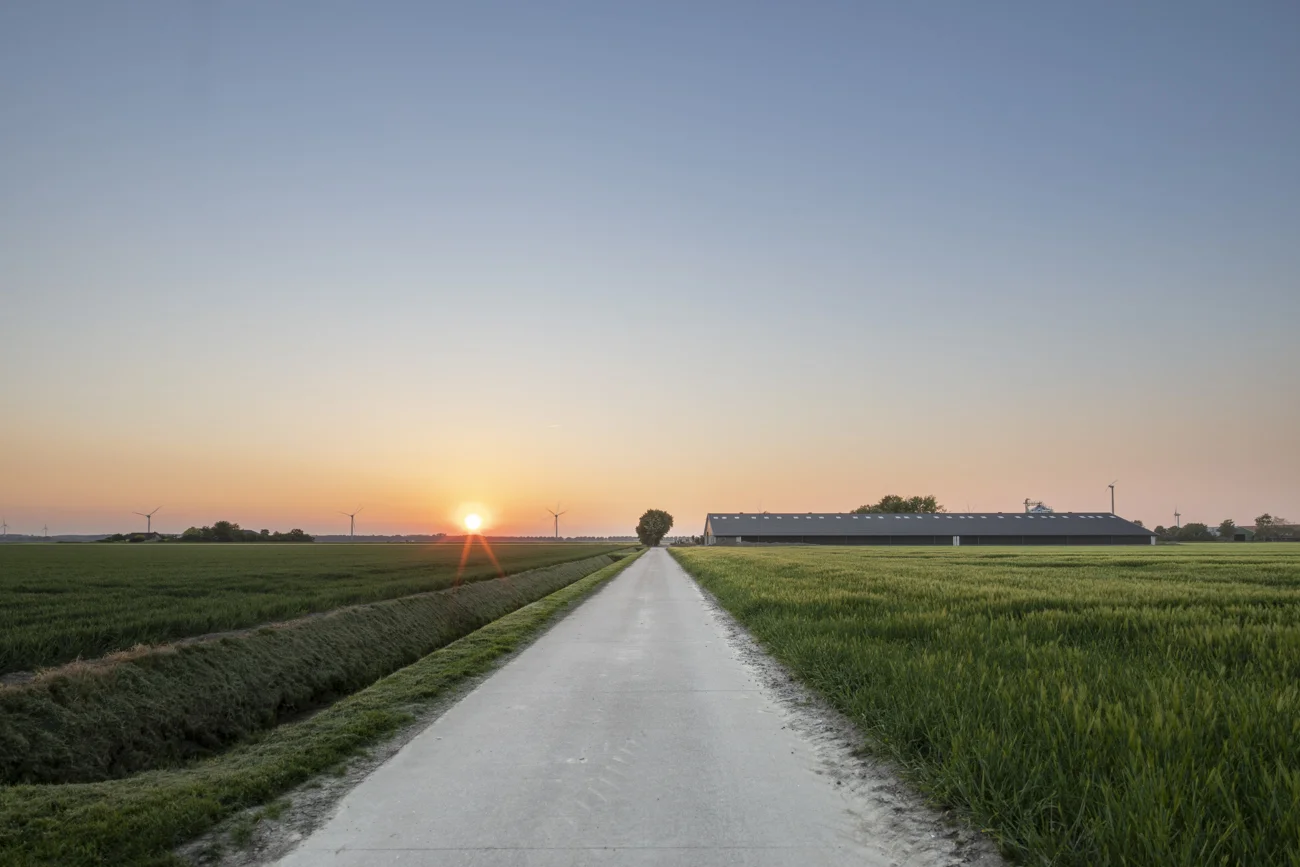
(181, 527), (202, 542)
(1132, 520), (1144, 528)
(853, 495), (945, 514)
(1177, 522), (1214, 541)
(210, 520), (238, 543)
(1255, 514), (1290, 541)
(1218, 519), (1236, 539)
(636, 509), (674, 547)
(1154, 525), (1167, 538)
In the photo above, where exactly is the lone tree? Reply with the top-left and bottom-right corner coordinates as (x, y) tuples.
(852, 495), (944, 514)
(636, 509), (674, 547)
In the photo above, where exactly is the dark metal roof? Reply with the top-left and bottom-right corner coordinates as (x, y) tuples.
(704, 512), (1152, 537)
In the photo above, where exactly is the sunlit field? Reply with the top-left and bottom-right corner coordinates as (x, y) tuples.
(670, 544), (1300, 867)
(0, 542), (631, 672)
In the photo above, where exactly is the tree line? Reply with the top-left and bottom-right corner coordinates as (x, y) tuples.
(853, 495), (944, 514)
(180, 521), (314, 543)
(1154, 514), (1294, 542)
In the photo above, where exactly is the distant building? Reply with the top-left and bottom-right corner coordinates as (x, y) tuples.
(702, 512), (1156, 546)
(1233, 527), (1256, 542)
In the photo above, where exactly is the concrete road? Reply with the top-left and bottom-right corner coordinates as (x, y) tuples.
(277, 549), (934, 867)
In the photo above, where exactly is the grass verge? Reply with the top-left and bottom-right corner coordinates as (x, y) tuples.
(0, 549), (643, 867)
(2, 553), (625, 785)
(670, 545), (1300, 867)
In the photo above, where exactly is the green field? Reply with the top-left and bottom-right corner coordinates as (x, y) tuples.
(0, 542), (630, 673)
(670, 544), (1300, 867)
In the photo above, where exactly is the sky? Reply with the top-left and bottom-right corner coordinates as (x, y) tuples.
(2, 1), (1298, 537)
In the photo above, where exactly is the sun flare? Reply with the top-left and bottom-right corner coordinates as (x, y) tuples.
(464, 513), (483, 532)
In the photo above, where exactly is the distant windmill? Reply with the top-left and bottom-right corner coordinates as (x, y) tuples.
(134, 507), (161, 534)
(546, 504), (567, 540)
(340, 507), (363, 539)
(43, 524), (49, 538)
(1174, 508), (1181, 529)
(1108, 480), (1117, 514)
(0, 517), (7, 537)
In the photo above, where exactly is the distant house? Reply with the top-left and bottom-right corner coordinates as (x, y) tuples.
(1233, 527), (1255, 542)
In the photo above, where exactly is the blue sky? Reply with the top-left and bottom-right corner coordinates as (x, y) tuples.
(2, 1), (1297, 535)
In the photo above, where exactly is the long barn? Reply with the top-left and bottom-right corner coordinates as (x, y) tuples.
(702, 512), (1155, 546)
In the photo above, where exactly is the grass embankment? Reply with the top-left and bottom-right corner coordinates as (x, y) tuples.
(0, 549), (643, 867)
(1, 553), (625, 785)
(0, 542), (630, 672)
(670, 545), (1300, 867)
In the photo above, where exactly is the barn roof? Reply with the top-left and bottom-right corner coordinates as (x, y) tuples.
(704, 512), (1152, 537)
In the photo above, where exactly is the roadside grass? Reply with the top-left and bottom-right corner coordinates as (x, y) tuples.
(0, 542), (630, 672)
(1, 553), (624, 784)
(670, 545), (1300, 867)
(0, 549), (643, 867)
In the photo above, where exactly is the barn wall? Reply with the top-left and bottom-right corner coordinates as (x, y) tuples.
(713, 534), (1154, 547)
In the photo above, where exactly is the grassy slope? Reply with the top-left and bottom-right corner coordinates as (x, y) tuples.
(0, 542), (630, 672)
(1, 553), (622, 785)
(0, 549), (643, 867)
(670, 545), (1300, 867)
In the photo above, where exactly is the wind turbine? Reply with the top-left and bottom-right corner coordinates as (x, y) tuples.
(134, 507), (161, 534)
(1108, 480), (1117, 514)
(340, 507), (363, 539)
(43, 524), (49, 538)
(0, 517), (7, 537)
(546, 504), (567, 540)
(1174, 508), (1181, 529)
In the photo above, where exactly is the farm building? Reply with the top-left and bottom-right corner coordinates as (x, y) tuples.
(702, 512), (1156, 546)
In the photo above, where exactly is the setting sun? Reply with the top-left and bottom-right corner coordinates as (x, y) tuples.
(463, 513), (482, 532)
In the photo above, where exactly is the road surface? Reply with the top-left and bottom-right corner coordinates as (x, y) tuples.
(277, 548), (962, 866)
